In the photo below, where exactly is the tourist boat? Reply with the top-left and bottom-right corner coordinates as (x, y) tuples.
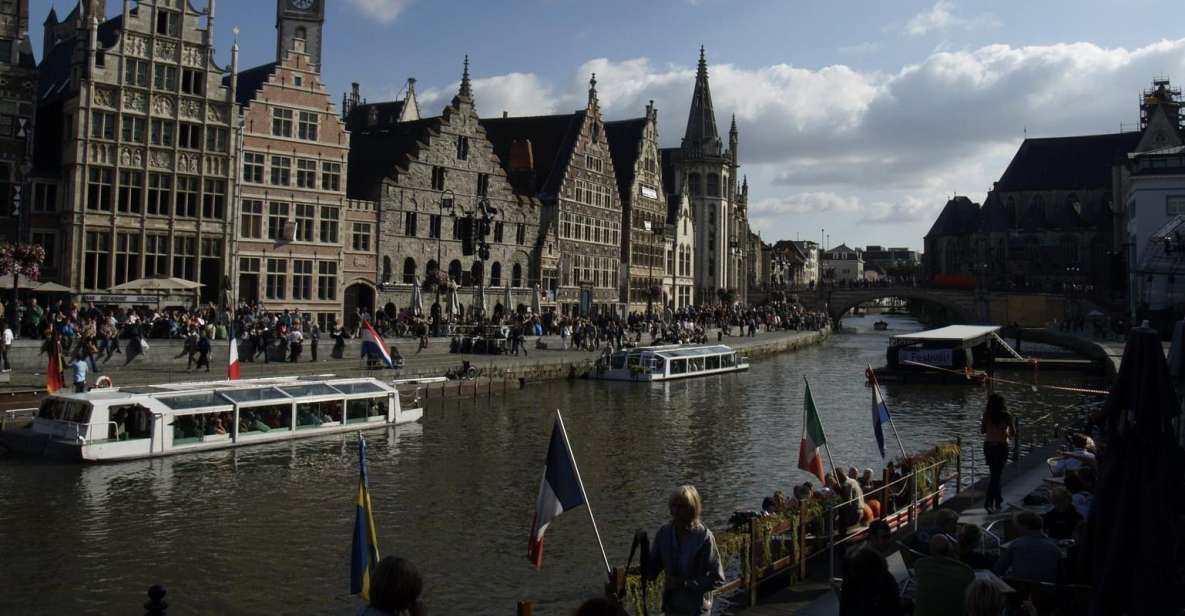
(0, 376), (422, 462)
(873, 320), (889, 331)
(870, 325), (1007, 384)
(592, 344), (750, 381)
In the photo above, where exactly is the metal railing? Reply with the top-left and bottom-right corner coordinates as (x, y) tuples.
(1, 407), (38, 431)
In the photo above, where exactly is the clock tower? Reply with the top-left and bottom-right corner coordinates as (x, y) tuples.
(276, 0), (326, 70)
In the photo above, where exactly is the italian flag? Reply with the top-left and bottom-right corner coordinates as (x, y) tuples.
(797, 378), (828, 482)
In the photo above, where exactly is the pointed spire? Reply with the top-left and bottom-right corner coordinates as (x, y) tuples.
(683, 46), (722, 158)
(588, 72), (597, 105)
(730, 114), (738, 136)
(45, 6), (59, 25)
(459, 55), (472, 99)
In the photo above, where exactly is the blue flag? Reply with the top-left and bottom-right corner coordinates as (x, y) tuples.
(350, 435), (381, 600)
(871, 380), (891, 459)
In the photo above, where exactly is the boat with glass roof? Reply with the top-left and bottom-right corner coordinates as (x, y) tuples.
(0, 376), (421, 462)
(592, 344), (750, 381)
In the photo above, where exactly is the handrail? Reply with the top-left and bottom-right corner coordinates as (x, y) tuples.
(1, 407), (38, 430)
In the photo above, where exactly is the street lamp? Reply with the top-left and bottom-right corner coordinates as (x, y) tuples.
(433, 189), (456, 327)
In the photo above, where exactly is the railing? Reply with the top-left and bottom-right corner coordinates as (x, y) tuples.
(1, 407), (38, 431)
(611, 444), (962, 614)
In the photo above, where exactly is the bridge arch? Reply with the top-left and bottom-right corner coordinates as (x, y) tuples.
(809, 287), (980, 327)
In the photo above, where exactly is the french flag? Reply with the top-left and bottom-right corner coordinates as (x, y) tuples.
(360, 320), (394, 368)
(227, 325), (241, 381)
(528, 415), (587, 569)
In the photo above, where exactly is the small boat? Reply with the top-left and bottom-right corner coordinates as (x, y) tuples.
(870, 325), (1005, 385)
(591, 344), (750, 381)
(873, 320), (889, 331)
(0, 375), (422, 462)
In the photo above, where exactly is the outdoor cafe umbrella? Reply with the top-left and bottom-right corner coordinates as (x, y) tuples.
(1088, 324), (1185, 615)
(473, 283), (486, 320)
(33, 281), (74, 293)
(531, 283), (541, 315)
(110, 276), (203, 292)
(447, 286), (460, 319)
(504, 284), (513, 316)
(410, 278), (423, 317)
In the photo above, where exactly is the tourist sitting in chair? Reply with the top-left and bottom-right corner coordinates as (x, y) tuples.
(993, 511), (1061, 584)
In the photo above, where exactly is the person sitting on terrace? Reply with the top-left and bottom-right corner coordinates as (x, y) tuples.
(993, 511), (1061, 584)
(912, 534), (976, 616)
(860, 468), (875, 490)
(848, 519), (894, 559)
(909, 509), (960, 556)
(1064, 469), (1094, 519)
(957, 524), (995, 569)
(1042, 487), (1082, 540)
(1049, 433), (1096, 476)
(839, 543), (904, 616)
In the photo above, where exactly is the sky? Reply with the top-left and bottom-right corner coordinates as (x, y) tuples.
(30, 0), (1185, 251)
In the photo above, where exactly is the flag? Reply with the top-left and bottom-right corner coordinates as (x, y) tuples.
(528, 415), (587, 569)
(360, 320), (393, 368)
(46, 337), (64, 394)
(871, 379), (891, 459)
(227, 325), (241, 381)
(350, 435), (381, 600)
(797, 378), (828, 482)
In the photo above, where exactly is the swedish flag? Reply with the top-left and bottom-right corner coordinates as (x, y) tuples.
(350, 434), (381, 600)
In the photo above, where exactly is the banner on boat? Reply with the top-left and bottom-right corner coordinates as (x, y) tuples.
(899, 348), (953, 366)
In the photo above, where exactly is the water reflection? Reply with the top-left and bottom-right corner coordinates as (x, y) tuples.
(0, 315), (1102, 614)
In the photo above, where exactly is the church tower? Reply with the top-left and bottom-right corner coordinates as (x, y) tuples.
(276, 0), (325, 70)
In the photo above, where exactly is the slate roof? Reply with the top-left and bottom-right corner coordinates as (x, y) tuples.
(996, 132), (1142, 192)
(224, 62), (277, 107)
(479, 112), (584, 199)
(977, 191), (1010, 233)
(346, 118), (439, 200)
(603, 117), (646, 205)
(37, 16), (125, 103)
(659, 147), (678, 195)
(771, 240), (807, 262)
(346, 100), (407, 132)
(925, 196), (980, 239)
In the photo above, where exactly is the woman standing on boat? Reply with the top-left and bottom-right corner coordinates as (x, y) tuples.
(647, 485), (725, 616)
(981, 393), (1014, 513)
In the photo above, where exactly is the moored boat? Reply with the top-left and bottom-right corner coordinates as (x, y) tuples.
(0, 375), (421, 462)
(870, 325), (1004, 384)
(591, 344), (750, 381)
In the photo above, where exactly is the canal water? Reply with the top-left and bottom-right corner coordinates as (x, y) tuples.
(0, 314), (1104, 615)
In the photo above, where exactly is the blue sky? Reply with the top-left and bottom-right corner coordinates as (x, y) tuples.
(31, 0), (1185, 250)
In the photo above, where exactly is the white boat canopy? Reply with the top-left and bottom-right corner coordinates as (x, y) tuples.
(891, 325), (1001, 347)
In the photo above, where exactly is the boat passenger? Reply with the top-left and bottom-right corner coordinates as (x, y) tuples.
(645, 485), (725, 616)
(359, 555), (425, 616)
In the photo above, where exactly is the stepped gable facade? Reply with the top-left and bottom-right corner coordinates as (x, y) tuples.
(0, 0), (36, 244)
(228, 0), (370, 331)
(480, 74), (623, 316)
(32, 0), (237, 303)
(605, 102), (668, 312)
(347, 58), (543, 318)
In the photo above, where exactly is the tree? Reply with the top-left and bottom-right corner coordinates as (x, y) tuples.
(0, 243), (45, 302)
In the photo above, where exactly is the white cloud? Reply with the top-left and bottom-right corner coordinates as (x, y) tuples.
(346, 0), (413, 25)
(904, 0), (1000, 37)
(417, 73), (560, 117)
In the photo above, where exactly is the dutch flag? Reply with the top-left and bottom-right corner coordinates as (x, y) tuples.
(527, 414), (587, 569)
(871, 378), (891, 459)
(360, 320), (394, 368)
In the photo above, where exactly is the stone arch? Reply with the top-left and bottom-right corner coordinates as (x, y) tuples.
(688, 173), (701, 196)
(425, 259), (438, 278)
(512, 263), (524, 287)
(448, 260), (462, 284)
(470, 261), (484, 286)
(824, 288), (975, 327)
(402, 257), (416, 284)
(490, 262), (502, 286)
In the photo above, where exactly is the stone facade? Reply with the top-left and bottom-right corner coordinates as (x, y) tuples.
(348, 60), (543, 320)
(667, 182), (695, 309)
(232, 11), (359, 331)
(821, 244), (864, 282)
(32, 0), (236, 303)
(606, 103), (666, 314)
(0, 0), (35, 244)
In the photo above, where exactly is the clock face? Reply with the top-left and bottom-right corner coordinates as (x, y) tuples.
(289, 0), (315, 10)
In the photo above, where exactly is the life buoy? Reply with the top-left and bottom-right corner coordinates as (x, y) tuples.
(95, 376), (113, 389)
(465, 366), (479, 380)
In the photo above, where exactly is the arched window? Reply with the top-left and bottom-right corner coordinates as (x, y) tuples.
(512, 263), (523, 287)
(490, 262), (502, 286)
(706, 174), (720, 197)
(402, 257), (417, 284)
(382, 256), (392, 283)
(687, 173), (701, 196)
(425, 259), (438, 277)
(470, 261), (484, 286)
(448, 260), (462, 284)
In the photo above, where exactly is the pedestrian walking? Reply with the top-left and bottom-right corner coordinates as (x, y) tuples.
(309, 322), (320, 362)
(331, 323), (346, 359)
(0, 321), (11, 372)
(71, 356), (89, 393)
(195, 334), (211, 372)
(981, 393), (1014, 513)
(288, 328), (304, 362)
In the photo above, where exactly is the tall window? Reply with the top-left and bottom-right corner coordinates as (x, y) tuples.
(117, 171), (142, 213)
(319, 206), (339, 243)
(456, 136), (469, 160)
(321, 162), (341, 191)
(153, 64), (178, 90)
(688, 173), (701, 196)
(431, 166), (446, 190)
(114, 232), (141, 286)
(494, 221), (504, 243)
(206, 127), (228, 152)
(512, 263), (523, 287)
(294, 204), (315, 241)
(296, 159), (317, 188)
(402, 258), (417, 284)
(268, 203), (290, 240)
(124, 59), (149, 86)
(180, 69), (204, 96)
(298, 111), (319, 141)
(84, 231), (110, 289)
(177, 123), (201, 149)
(144, 234), (169, 277)
(155, 10), (180, 36)
(448, 260), (462, 284)
(490, 262), (502, 286)
(243, 152), (265, 183)
(318, 262), (337, 300)
(120, 115), (145, 143)
(706, 174), (720, 197)
(31, 231), (56, 269)
(476, 173), (489, 197)
(241, 200), (264, 239)
(173, 236), (196, 281)
(86, 167), (113, 211)
(175, 176), (199, 218)
(150, 118), (174, 146)
(352, 223), (372, 251)
(202, 179), (226, 219)
(516, 223), (526, 245)
(404, 211), (417, 236)
(428, 214), (441, 239)
(270, 156), (291, 186)
(32, 183), (57, 212)
(147, 173), (171, 216)
(266, 259), (288, 300)
(272, 108), (294, 137)
(292, 260), (313, 300)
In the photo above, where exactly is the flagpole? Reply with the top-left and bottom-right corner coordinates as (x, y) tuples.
(805, 376), (841, 483)
(554, 409), (612, 580)
(869, 364), (908, 460)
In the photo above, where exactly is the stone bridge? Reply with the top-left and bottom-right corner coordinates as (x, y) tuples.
(798, 286), (983, 325)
